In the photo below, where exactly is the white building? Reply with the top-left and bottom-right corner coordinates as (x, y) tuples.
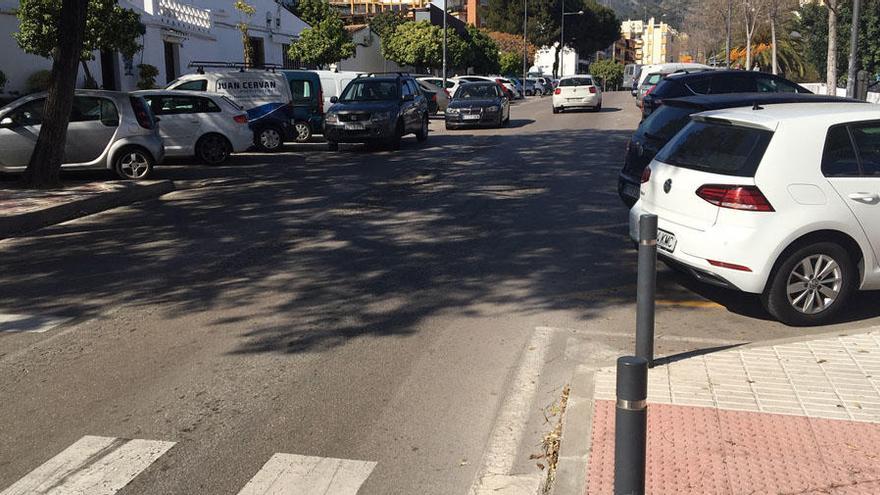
(0, 0), (308, 96)
(335, 24), (410, 73)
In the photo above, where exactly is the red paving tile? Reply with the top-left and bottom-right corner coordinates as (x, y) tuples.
(586, 400), (880, 494)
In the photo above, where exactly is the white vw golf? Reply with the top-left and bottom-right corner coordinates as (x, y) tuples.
(630, 103), (880, 326)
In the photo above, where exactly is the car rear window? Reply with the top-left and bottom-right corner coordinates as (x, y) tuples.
(651, 79), (689, 98)
(655, 120), (773, 177)
(559, 77), (593, 86)
(639, 104), (694, 140)
(644, 73), (664, 85)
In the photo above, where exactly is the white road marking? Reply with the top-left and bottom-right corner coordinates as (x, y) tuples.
(468, 326), (553, 495)
(0, 435), (175, 495)
(236, 453), (377, 495)
(0, 313), (71, 334)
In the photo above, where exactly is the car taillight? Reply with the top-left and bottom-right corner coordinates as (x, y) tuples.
(554, 88), (561, 95)
(696, 185), (775, 212)
(640, 167), (651, 184)
(589, 86), (597, 94)
(233, 114), (248, 124)
(129, 97), (154, 130)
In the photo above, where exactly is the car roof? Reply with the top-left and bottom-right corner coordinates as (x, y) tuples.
(694, 102), (880, 131)
(133, 89), (228, 98)
(664, 92), (862, 110)
(459, 81), (496, 86)
(560, 74), (593, 78)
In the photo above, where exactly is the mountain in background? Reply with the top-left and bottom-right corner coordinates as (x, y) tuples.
(596, 0), (690, 30)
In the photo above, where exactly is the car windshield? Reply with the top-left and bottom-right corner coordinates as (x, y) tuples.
(340, 80), (398, 101)
(656, 119), (773, 176)
(455, 85), (497, 99)
(645, 73), (665, 85)
(559, 77), (593, 87)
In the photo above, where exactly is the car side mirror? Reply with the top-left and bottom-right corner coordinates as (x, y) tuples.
(330, 96), (338, 104)
(0, 116), (16, 128)
(403, 94), (415, 102)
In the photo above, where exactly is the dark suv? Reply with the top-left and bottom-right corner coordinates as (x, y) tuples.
(618, 92), (860, 207)
(641, 70), (811, 119)
(323, 73), (429, 150)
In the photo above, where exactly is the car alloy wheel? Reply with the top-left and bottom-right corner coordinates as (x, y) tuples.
(294, 122), (311, 143)
(786, 254), (842, 315)
(198, 134), (230, 165)
(258, 127), (283, 152)
(116, 150), (152, 179)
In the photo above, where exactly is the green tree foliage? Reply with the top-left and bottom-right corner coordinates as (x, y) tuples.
(26, 70), (53, 93)
(15, 0), (143, 60)
(499, 51), (521, 75)
(382, 21), (468, 71)
(294, 0), (335, 25)
(484, 0), (619, 57)
(589, 58), (623, 89)
(288, 14), (355, 69)
(136, 64), (159, 90)
(464, 27), (501, 74)
(369, 10), (406, 40)
(486, 31), (537, 66)
(795, 0), (880, 82)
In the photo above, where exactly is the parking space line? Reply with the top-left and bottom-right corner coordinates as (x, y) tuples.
(0, 313), (72, 334)
(0, 435), (175, 495)
(236, 454), (377, 495)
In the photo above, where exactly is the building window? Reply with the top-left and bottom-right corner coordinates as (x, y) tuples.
(248, 36), (265, 68)
(163, 41), (179, 84)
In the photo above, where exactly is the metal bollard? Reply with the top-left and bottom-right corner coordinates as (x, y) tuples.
(613, 356), (648, 495)
(636, 214), (658, 367)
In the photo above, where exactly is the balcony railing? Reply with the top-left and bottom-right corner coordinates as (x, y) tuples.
(157, 0), (212, 34)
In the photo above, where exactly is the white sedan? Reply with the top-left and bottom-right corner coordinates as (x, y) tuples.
(135, 90), (253, 164)
(630, 102), (880, 326)
(552, 75), (602, 113)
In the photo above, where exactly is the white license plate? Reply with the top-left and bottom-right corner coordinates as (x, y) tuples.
(623, 184), (640, 200)
(462, 114), (480, 120)
(657, 229), (677, 253)
(344, 122), (365, 130)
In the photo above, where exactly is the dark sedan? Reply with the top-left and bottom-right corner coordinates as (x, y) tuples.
(618, 92), (862, 207)
(445, 82), (510, 129)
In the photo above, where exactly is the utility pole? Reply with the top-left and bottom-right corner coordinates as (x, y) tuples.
(523, 0), (528, 85)
(846, 0), (861, 97)
(726, 0), (731, 68)
(442, 0), (447, 87)
(560, 0), (564, 78)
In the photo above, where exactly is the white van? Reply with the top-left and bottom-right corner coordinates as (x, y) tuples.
(635, 63), (714, 88)
(312, 70), (360, 111)
(167, 70), (291, 112)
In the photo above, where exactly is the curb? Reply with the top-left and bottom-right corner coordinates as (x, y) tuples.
(0, 180), (175, 240)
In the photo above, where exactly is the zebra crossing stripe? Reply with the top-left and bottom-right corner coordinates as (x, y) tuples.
(236, 453), (377, 495)
(0, 435), (175, 495)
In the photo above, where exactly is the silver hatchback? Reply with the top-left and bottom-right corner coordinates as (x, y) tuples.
(0, 90), (164, 180)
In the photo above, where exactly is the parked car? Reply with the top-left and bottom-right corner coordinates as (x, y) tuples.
(417, 79), (449, 113)
(324, 73), (429, 150)
(507, 78), (525, 99)
(641, 70), (811, 119)
(166, 68), (323, 151)
(0, 90), (163, 180)
(617, 93), (860, 207)
(135, 90), (253, 165)
(418, 76), (458, 98)
(623, 63), (640, 90)
(313, 69), (360, 112)
(455, 76), (516, 100)
(536, 77), (553, 95)
(630, 103), (880, 326)
(636, 72), (669, 108)
(445, 81), (511, 129)
(524, 79), (545, 96)
(634, 63), (714, 90)
(552, 75), (602, 113)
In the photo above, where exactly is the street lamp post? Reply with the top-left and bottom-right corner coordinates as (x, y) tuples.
(559, 8), (584, 77)
(523, 0), (527, 89)
(442, 0), (447, 90)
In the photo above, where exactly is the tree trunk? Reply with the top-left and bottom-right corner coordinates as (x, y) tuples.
(770, 13), (778, 75)
(827, 3), (838, 95)
(22, 0), (89, 189)
(845, 0), (861, 97)
(80, 60), (95, 88)
(745, 22), (752, 70)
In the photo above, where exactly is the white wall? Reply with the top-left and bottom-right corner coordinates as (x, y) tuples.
(336, 27), (409, 73)
(534, 46), (579, 77)
(800, 83), (880, 104)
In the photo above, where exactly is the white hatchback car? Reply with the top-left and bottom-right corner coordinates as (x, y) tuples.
(135, 90), (252, 164)
(630, 103), (880, 326)
(552, 75), (602, 113)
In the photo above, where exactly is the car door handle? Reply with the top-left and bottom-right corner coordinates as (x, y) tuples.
(848, 192), (880, 203)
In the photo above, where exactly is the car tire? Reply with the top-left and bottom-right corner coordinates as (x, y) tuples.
(113, 146), (154, 180)
(761, 241), (856, 326)
(594, 102), (602, 112)
(416, 115), (429, 142)
(327, 141), (339, 151)
(552, 106), (560, 114)
(386, 120), (403, 150)
(256, 126), (284, 152)
(293, 121), (312, 143)
(195, 133), (232, 165)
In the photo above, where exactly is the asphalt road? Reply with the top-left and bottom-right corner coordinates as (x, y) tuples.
(2, 92), (880, 495)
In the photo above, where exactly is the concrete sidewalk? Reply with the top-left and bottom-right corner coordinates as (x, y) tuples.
(0, 180), (174, 239)
(582, 329), (880, 494)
